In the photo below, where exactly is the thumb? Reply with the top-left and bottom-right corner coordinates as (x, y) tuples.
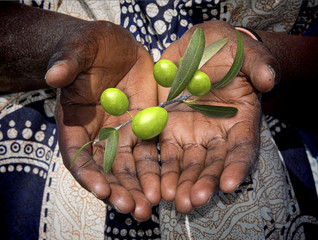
(249, 58), (280, 93)
(241, 46), (281, 93)
(45, 51), (82, 88)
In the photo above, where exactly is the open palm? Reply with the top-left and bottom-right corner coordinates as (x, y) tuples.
(158, 20), (278, 213)
(46, 21), (159, 221)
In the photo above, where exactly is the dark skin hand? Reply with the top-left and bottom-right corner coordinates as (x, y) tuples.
(1, 3), (275, 218)
(163, 21), (318, 213)
(2, 3), (318, 218)
(48, 21), (161, 221)
(1, 3), (160, 221)
(158, 20), (279, 213)
(42, 19), (318, 217)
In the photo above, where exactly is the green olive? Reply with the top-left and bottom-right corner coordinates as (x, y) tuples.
(187, 71), (211, 97)
(132, 107), (168, 140)
(153, 59), (178, 87)
(100, 88), (129, 116)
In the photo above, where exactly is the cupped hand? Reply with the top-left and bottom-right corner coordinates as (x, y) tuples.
(45, 21), (160, 221)
(158, 20), (279, 213)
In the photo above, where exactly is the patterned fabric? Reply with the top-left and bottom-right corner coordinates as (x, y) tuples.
(105, 205), (160, 239)
(0, 90), (107, 240)
(298, 129), (318, 195)
(290, 0), (318, 35)
(265, 116), (318, 239)
(159, 118), (316, 239)
(0, 90), (57, 239)
(1, 0), (317, 239)
(118, 0), (305, 62)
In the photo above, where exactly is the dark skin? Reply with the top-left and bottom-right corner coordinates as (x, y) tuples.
(1, 3), (160, 221)
(1, 2), (318, 219)
(158, 21), (276, 211)
(0, 2), (83, 92)
(51, 24), (160, 221)
(159, 21), (318, 212)
(258, 31), (318, 133)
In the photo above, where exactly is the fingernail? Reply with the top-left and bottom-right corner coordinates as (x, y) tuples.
(47, 51), (64, 69)
(44, 60), (67, 81)
(90, 190), (101, 199)
(47, 60), (67, 72)
(206, 193), (214, 203)
(104, 200), (124, 214)
(266, 65), (276, 82)
(110, 203), (126, 215)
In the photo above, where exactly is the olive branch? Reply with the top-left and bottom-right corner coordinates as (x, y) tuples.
(71, 28), (244, 172)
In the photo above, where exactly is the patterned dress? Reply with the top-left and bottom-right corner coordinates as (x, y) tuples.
(1, 0), (318, 239)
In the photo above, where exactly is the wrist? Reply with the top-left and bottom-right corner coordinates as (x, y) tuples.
(235, 27), (263, 42)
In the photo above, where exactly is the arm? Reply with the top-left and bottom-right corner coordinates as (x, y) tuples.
(0, 2), (160, 221)
(0, 2), (87, 92)
(256, 31), (318, 132)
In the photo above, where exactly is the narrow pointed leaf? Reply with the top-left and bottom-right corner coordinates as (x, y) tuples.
(103, 128), (119, 173)
(167, 27), (205, 101)
(212, 30), (244, 89)
(70, 141), (93, 169)
(80, 147), (98, 168)
(187, 103), (238, 118)
(198, 38), (228, 69)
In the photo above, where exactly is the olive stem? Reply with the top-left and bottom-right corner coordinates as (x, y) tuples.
(182, 97), (199, 103)
(126, 111), (134, 119)
(159, 94), (192, 108)
(114, 119), (132, 131)
(96, 94), (193, 139)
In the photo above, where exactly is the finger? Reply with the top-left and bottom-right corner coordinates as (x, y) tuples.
(56, 98), (136, 214)
(175, 145), (206, 213)
(65, 142), (112, 199)
(55, 97), (112, 196)
(57, 124), (136, 213)
(103, 175), (136, 214)
(45, 52), (82, 88)
(190, 137), (227, 207)
(133, 139), (161, 206)
(112, 147), (153, 221)
(241, 42), (280, 92)
(247, 56), (279, 92)
(45, 60), (78, 88)
(220, 120), (260, 193)
(160, 139), (182, 202)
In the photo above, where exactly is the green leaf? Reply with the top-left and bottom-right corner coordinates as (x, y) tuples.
(102, 128), (119, 173)
(70, 140), (93, 169)
(99, 127), (117, 142)
(167, 27), (205, 101)
(212, 30), (244, 90)
(198, 38), (228, 69)
(187, 103), (238, 118)
(80, 147), (98, 168)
